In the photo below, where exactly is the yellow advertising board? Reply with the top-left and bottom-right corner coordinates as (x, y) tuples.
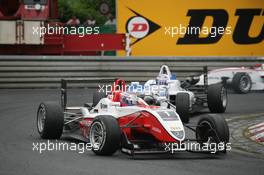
(117, 0), (264, 56)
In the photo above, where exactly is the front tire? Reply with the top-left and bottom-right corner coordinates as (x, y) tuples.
(207, 83), (227, 113)
(196, 114), (229, 145)
(37, 102), (64, 139)
(232, 72), (252, 94)
(89, 115), (121, 156)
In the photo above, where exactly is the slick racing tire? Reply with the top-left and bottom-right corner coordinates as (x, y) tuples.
(37, 102), (64, 139)
(175, 93), (190, 123)
(196, 114), (229, 145)
(232, 72), (252, 94)
(207, 83), (227, 113)
(89, 115), (121, 156)
(92, 91), (106, 107)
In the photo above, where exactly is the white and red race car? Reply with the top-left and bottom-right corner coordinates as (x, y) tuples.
(196, 64), (264, 94)
(36, 79), (229, 156)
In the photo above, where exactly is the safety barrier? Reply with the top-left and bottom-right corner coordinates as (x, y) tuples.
(0, 56), (263, 88)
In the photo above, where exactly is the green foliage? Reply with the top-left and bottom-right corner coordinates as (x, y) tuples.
(58, 0), (115, 25)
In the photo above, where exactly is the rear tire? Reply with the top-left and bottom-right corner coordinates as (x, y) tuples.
(175, 93), (190, 123)
(207, 83), (227, 113)
(232, 72), (252, 94)
(92, 91), (106, 107)
(37, 102), (64, 139)
(89, 115), (121, 156)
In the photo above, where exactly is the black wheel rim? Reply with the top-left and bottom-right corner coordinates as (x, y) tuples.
(240, 76), (250, 91)
(90, 121), (105, 150)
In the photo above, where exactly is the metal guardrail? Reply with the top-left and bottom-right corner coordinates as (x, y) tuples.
(0, 56), (263, 88)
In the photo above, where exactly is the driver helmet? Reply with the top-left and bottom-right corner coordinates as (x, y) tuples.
(156, 74), (170, 85)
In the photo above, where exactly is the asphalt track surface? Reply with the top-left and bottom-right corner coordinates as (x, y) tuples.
(0, 89), (264, 175)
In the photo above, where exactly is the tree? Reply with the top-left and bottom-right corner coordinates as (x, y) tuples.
(58, 0), (116, 25)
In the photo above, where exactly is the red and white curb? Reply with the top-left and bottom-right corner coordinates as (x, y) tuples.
(247, 122), (264, 144)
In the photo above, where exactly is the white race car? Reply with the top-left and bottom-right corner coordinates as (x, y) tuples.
(130, 65), (227, 123)
(196, 64), (264, 94)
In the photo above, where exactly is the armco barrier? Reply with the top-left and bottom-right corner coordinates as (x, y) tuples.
(0, 56), (263, 88)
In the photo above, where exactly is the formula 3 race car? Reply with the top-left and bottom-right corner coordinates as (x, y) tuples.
(196, 64), (264, 94)
(36, 79), (230, 156)
(129, 65), (227, 123)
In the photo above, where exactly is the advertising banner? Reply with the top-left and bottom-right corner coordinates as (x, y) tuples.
(117, 0), (264, 56)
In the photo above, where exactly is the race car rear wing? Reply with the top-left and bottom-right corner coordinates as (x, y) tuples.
(61, 78), (115, 110)
(187, 66), (227, 97)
